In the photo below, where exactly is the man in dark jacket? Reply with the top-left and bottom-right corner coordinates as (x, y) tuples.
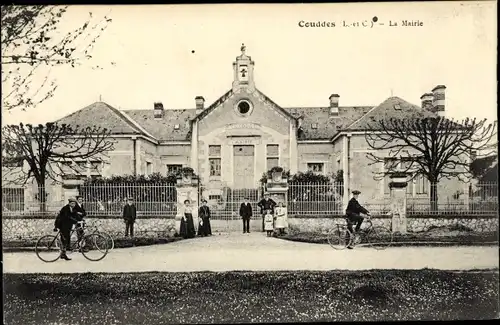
(257, 192), (276, 232)
(54, 197), (79, 260)
(74, 196), (86, 244)
(123, 197), (137, 237)
(345, 190), (370, 248)
(239, 197), (253, 233)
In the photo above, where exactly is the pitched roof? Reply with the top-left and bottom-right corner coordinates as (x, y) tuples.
(56, 102), (142, 135)
(122, 109), (196, 141)
(193, 88), (297, 121)
(346, 96), (437, 131)
(195, 89), (233, 121)
(57, 95), (445, 142)
(284, 106), (372, 140)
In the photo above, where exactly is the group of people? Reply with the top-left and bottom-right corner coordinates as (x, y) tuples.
(177, 192), (289, 237)
(240, 192), (288, 236)
(53, 188), (370, 258)
(179, 199), (213, 239)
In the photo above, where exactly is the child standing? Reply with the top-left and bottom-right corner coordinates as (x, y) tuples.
(274, 202), (287, 235)
(264, 209), (274, 237)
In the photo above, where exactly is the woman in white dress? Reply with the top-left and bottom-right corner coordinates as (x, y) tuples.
(274, 202), (287, 235)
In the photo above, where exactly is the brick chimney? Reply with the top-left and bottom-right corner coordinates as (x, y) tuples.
(329, 94), (339, 115)
(420, 93), (434, 110)
(432, 85), (446, 116)
(195, 96), (205, 114)
(154, 102), (164, 118)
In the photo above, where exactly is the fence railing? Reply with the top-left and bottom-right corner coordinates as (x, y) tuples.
(1, 182), (497, 217)
(80, 183), (177, 217)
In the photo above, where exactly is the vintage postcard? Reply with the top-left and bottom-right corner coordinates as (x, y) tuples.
(2, 2), (498, 324)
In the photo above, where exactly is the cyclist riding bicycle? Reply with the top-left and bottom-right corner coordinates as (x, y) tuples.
(345, 190), (370, 249)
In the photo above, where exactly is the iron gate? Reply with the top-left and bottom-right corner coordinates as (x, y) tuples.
(199, 183), (266, 232)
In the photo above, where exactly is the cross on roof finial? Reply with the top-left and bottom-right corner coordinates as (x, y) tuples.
(241, 43), (246, 55)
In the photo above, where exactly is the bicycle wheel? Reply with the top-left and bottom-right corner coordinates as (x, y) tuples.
(365, 226), (393, 250)
(80, 234), (109, 261)
(327, 224), (351, 250)
(97, 231), (114, 251)
(35, 235), (61, 263)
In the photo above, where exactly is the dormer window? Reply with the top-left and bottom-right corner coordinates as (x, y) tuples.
(394, 104), (401, 110)
(174, 124), (180, 130)
(311, 123), (318, 129)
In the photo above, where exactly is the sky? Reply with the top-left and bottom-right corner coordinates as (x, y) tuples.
(2, 2), (497, 126)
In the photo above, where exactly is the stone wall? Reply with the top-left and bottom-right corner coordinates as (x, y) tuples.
(2, 217), (177, 241)
(3, 214), (497, 242)
(1, 216), (269, 241)
(287, 215), (499, 234)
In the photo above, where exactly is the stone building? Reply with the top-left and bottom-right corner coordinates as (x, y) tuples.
(2, 45), (466, 211)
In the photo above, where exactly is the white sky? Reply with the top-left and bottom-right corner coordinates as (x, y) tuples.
(2, 2), (497, 125)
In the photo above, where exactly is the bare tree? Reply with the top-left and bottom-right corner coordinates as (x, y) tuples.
(1, 5), (112, 111)
(364, 116), (497, 211)
(2, 122), (115, 212)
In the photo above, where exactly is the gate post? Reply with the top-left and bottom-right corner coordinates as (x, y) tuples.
(266, 169), (289, 230)
(175, 174), (199, 235)
(389, 172), (408, 234)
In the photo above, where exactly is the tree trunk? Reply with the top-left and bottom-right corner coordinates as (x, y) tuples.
(430, 181), (438, 214)
(37, 183), (47, 214)
(37, 171), (47, 214)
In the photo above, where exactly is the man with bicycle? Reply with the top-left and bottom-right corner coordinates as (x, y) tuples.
(54, 197), (81, 260)
(345, 190), (370, 249)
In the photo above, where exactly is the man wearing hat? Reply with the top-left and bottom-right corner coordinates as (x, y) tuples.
(345, 190), (370, 248)
(122, 197), (137, 237)
(53, 197), (79, 260)
(257, 192), (276, 232)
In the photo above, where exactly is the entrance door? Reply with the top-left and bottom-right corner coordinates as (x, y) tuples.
(233, 145), (255, 189)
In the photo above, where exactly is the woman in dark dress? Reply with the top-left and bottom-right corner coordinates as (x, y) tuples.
(180, 199), (196, 239)
(198, 199), (212, 237)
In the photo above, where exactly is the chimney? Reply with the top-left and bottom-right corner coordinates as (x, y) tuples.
(431, 85), (446, 116)
(329, 94), (340, 115)
(420, 93), (434, 110)
(195, 96), (205, 114)
(154, 102), (164, 118)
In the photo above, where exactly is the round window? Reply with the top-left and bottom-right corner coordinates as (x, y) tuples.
(235, 99), (253, 116)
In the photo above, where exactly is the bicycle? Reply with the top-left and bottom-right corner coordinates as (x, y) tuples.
(327, 214), (393, 250)
(35, 221), (109, 263)
(54, 220), (115, 251)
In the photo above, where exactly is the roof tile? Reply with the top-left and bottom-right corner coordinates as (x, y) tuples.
(56, 102), (141, 134)
(284, 106), (372, 140)
(347, 96), (437, 131)
(123, 109), (197, 141)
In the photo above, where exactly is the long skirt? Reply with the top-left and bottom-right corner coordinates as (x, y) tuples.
(198, 217), (212, 236)
(180, 213), (196, 239)
(275, 215), (286, 229)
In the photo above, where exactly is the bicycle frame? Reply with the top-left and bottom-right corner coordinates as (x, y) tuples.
(54, 228), (84, 252)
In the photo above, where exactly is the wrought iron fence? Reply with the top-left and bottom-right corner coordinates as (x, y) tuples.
(287, 183), (343, 216)
(1, 183), (178, 217)
(80, 183), (177, 217)
(407, 182), (498, 215)
(1, 181), (497, 217)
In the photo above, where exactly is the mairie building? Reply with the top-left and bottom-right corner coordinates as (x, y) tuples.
(2, 45), (465, 210)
